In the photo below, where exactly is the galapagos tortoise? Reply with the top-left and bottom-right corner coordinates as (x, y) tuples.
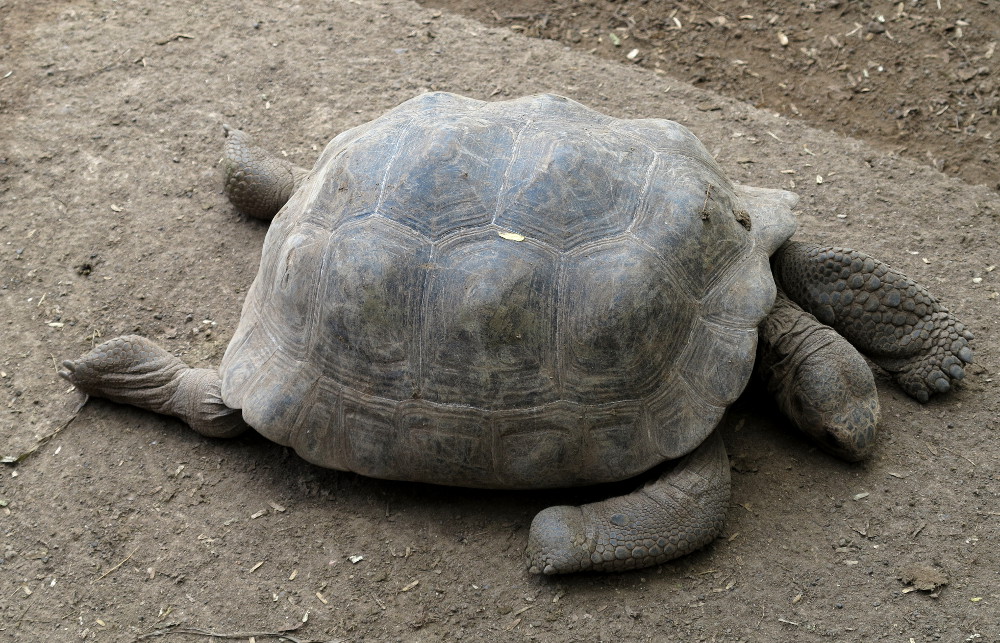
(60, 92), (973, 575)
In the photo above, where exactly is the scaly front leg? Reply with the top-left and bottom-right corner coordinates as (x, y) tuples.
(773, 241), (974, 402)
(526, 431), (730, 574)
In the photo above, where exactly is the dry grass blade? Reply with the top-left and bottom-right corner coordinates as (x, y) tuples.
(95, 546), (141, 581)
(155, 33), (195, 45)
(134, 621), (343, 642)
(1, 395), (87, 464)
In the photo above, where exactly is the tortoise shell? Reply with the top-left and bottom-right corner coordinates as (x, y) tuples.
(219, 92), (797, 489)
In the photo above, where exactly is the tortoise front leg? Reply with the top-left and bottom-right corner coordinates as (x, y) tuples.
(59, 335), (248, 438)
(221, 127), (309, 221)
(773, 241), (974, 402)
(526, 431), (729, 574)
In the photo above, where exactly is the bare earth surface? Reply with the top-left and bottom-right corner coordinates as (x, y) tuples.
(421, 0), (1000, 189)
(1, 1), (999, 641)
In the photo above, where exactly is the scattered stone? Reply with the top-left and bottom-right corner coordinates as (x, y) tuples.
(901, 564), (948, 594)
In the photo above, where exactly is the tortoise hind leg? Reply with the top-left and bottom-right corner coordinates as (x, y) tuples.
(222, 127), (309, 221)
(773, 241), (974, 402)
(526, 431), (730, 574)
(59, 335), (248, 438)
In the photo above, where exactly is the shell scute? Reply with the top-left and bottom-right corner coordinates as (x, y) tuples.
(420, 230), (560, 409)
(313, 217), (430, 400)
(376, 115), (513, 238)
(494, 126), (652, 250)
(559, 240), (696, 403)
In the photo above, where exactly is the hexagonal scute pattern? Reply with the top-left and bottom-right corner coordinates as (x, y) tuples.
(419, 230), (560, 409)
(220, 92), (797, 488)
(493, 126), (651, 250)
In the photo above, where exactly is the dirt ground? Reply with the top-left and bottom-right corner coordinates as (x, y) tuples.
(1, 0), (999, 642)
(421, 0), (1000, 189)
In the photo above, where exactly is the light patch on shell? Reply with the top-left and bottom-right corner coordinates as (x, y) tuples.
(498, 231), (526, 242)
(734, 209), (752, 231)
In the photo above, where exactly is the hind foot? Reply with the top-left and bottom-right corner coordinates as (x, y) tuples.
(60, 335), (186, 408)
(222, 127), (309, 221)
(60, 335), (247, 438)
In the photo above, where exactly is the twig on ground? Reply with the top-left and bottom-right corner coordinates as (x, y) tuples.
(134, 622), (340, 642)
(156, 33), (194, 45)
(95, 546), (141, 581)
(1, 394), (87, 464)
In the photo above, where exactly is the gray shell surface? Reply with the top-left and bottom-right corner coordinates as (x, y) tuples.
(220, 92), (797, 489)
